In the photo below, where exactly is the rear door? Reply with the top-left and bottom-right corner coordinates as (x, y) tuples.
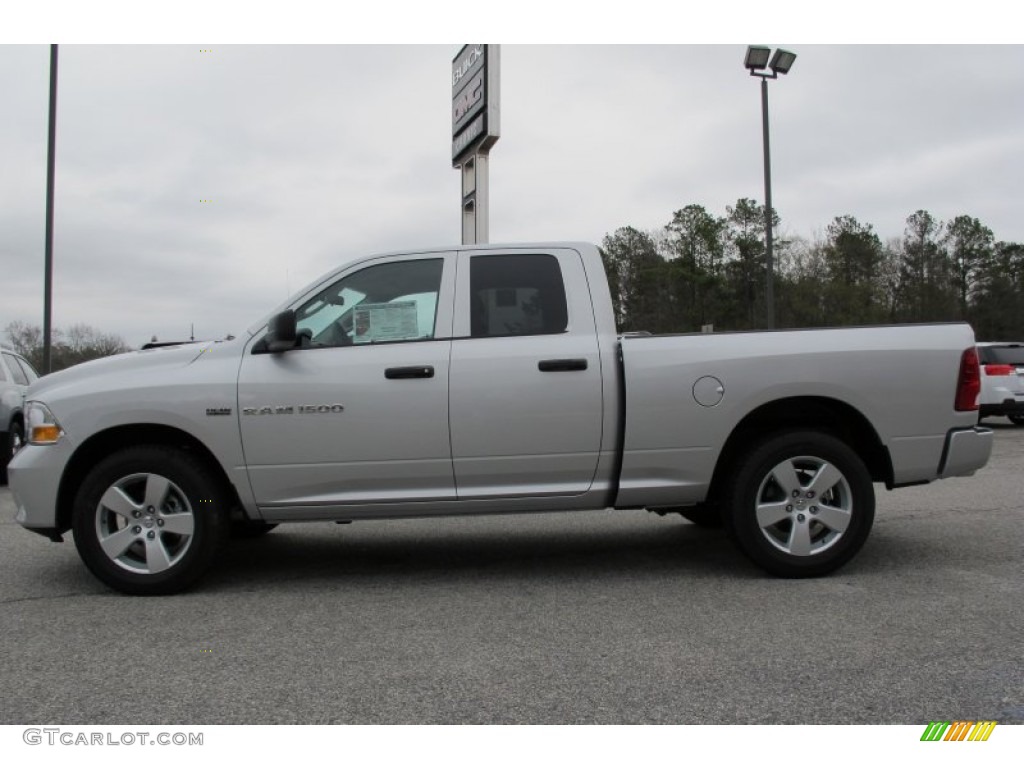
(448, 248), (604, 499)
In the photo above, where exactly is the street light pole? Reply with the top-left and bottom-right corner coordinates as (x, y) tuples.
(760, 75), (774, 329)
(744, 46), (796, 330)
(43, 44), (58, 373)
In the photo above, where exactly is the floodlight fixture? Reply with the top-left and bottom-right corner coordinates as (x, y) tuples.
(769, 49), (797, 75)
(744, 46), (771, 71)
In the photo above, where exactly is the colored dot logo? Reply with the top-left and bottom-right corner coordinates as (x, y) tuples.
(200, 49), (212, 53)
(200, 649), (213, 653)
(199, 199), (212, 203)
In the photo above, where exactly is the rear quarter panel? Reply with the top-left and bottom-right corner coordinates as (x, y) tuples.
(616, 324), (977, 506)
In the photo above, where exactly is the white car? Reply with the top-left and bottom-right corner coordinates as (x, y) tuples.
(977, 342), (1024, 425)
(1, 346), (40, 484)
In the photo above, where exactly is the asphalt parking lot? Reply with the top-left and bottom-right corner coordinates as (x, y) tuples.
(1, 422), (1021, 725)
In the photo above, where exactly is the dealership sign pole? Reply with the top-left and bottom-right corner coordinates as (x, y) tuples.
(452, 45), (499, 245)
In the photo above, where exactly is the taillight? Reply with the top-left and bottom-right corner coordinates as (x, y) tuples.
(956, 348), (981, 411)
(984, 364), (1014, 376)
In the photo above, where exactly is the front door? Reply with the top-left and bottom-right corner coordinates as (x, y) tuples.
(237, 253), (456, 516)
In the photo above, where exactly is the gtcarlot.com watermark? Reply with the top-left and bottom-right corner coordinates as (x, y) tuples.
(23, 728), (203, 746)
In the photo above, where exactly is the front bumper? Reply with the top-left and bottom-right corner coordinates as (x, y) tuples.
(9, 441), (75, 538)
(938, 426), (994, 478)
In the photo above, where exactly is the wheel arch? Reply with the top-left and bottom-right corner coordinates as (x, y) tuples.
(56, 424), (241, 534)
(708, 396), (893, 505)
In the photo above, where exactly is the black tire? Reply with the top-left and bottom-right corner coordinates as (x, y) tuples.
(0, 421), (24, 486)
(1008, 415), (1024, 426)
(723, 430), (875, 578)
(72, 446), (229, 595)
(230, 520), (278, 539)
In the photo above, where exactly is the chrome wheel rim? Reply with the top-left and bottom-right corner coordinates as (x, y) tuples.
(10, 429), (22, 457)
(94, 473), (196, 574)
(754, 455), (852, 556)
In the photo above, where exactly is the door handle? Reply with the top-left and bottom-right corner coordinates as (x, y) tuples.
(385, 366), (435, 379)
(538, 358), (588, 372)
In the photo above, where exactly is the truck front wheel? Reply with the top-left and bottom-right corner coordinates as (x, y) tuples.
(72, 446), (229, 595)
(724, 431), (874, 577)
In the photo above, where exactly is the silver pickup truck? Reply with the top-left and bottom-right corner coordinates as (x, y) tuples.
(9, 243), (993, 594)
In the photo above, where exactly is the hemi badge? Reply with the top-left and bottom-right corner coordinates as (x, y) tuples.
(206, 408), (232, 416)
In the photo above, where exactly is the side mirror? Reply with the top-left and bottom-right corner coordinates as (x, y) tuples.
(265, 309), (298, 353)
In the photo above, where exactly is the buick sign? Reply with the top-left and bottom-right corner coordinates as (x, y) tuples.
(452, 44), (500, 164)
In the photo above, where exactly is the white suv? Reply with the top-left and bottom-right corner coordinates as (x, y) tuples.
(977, 342), (1024, 425)
(1, 348), (40, 484)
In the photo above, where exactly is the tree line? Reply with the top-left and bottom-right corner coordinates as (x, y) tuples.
(5, 202), (1022, 375)
(4, 321), (131, 374)
(601, 200), (1024, 339)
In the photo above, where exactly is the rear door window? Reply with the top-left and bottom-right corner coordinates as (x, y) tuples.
(3, 353), (29, 385)
(980, 345), (1024, 366)
(12, 355), (38, 383)
(469, 254), (568, 337)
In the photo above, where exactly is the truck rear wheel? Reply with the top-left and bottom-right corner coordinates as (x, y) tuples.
(72, 446), (229, 595)
(723, 431), (874, 577)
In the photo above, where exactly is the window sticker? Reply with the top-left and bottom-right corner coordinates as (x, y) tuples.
(353, 301), (420, 344)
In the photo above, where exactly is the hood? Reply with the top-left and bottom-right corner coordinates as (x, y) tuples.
(27, 341), (222, 401)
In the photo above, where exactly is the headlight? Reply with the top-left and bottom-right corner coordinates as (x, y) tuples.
(25, 401), (65, 445)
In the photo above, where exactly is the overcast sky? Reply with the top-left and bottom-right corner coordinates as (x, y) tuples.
(3, 12), (1022, 348)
